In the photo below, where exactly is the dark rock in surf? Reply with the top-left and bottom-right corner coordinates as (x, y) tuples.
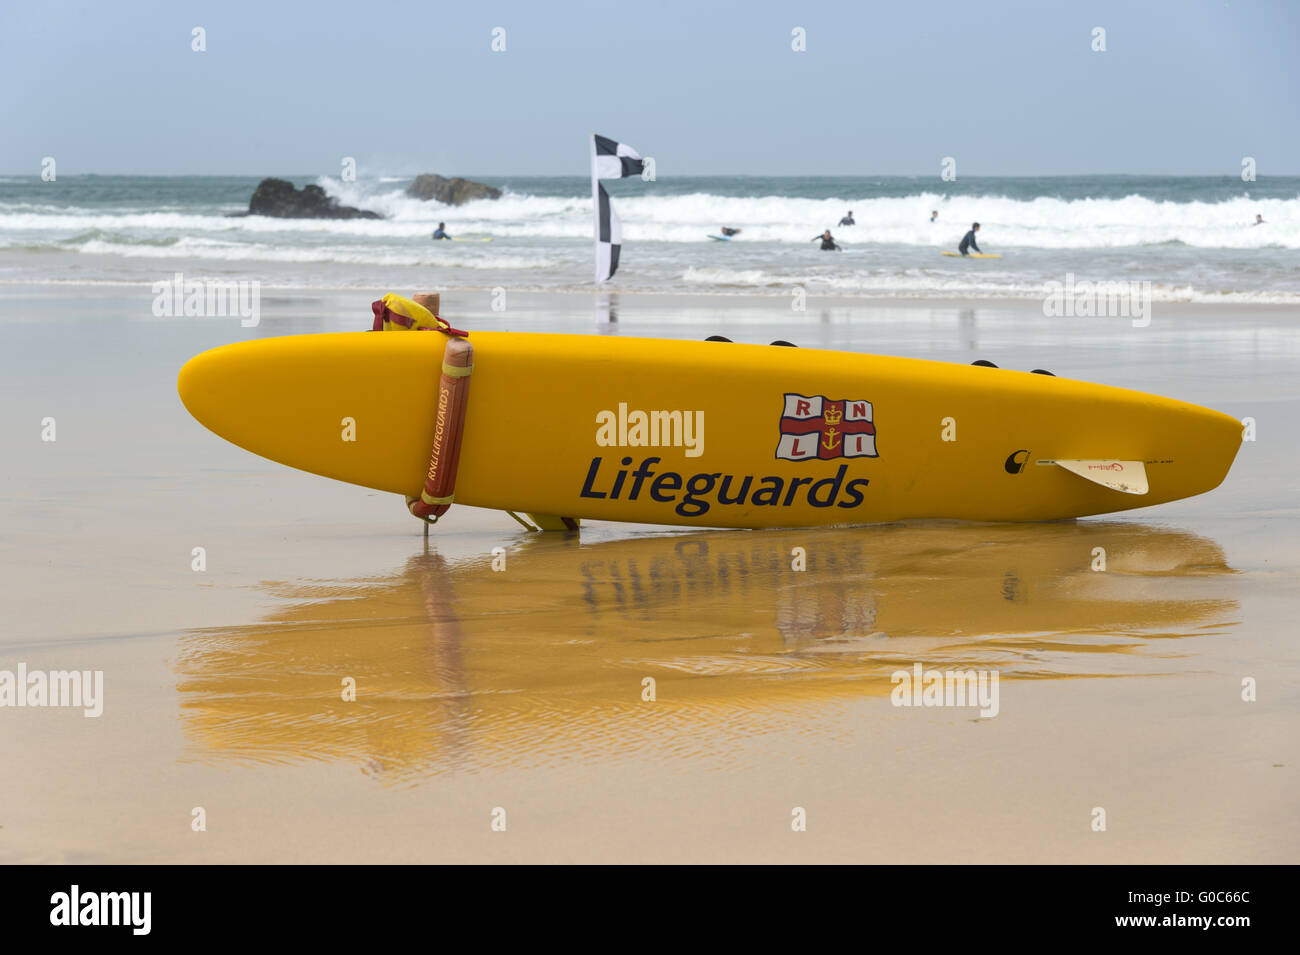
(245, 178), (382, 219)
(406, 174), (501, 205)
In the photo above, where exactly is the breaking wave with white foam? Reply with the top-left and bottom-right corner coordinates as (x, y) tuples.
(1, 174), (1297, 300)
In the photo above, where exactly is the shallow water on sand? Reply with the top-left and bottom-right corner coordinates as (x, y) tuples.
(176, 521), (1241, 782)
(1, 288), (1296, 862)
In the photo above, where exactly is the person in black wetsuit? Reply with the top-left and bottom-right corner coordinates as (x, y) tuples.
(720, 226), (742, 236)
(1254, 214), (1265, 225)
(432, 222), (451, 240)
(812, 229), (842, 251)
(958, 222), (981, 256)
(839, 211), (855, 226)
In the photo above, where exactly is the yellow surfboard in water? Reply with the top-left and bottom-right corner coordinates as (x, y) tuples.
(941, 251), (1001, 258)
(177, 331), (1241, 528)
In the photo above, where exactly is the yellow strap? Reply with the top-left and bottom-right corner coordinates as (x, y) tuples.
(420, 491), (454, 506)
(381, 292), (439, 329)
(441, 361), (474, 378)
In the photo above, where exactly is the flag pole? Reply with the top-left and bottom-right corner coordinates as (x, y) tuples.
(589, 133), (600, 284)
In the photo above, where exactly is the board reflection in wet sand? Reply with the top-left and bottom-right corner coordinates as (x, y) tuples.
(177, 522), (1236, 781)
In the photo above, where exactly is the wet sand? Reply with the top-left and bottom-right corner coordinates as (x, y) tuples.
(0, 286), (1296, 862)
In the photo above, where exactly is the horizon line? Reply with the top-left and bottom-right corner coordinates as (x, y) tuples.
(5, 171), (1299, 180)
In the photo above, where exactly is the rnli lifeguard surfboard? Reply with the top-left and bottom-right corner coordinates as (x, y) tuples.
(177, 331), (1241, 528)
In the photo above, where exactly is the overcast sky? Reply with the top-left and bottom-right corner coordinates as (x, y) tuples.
(2, 0), (1296, 177)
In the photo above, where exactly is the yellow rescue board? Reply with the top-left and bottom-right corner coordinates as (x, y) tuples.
(941, 251), (1001, 258)
(177, 332), (1241, 528)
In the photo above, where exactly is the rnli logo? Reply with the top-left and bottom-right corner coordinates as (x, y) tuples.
(776, 394), (877, 461)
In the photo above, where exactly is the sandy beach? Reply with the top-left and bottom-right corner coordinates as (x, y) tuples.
(1, 285), (1295, 863)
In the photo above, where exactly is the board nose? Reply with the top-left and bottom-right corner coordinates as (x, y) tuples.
(176, 339), (279, 451)
(177, 332), (446, 496)
(177, 337), (301, 456)
(177, 345), (232, 438)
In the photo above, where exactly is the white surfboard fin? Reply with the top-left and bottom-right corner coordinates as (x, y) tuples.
(1042, 459), (1148, 495)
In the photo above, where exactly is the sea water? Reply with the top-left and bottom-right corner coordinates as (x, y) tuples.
(0, 173), (1297, 302)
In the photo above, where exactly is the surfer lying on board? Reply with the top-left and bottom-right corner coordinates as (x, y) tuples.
(958, 222), (981, 255)
(720, 226), (742, 237)
(432, 222), (451, 240)
(839, 211), (855, 226)
(812, 230), (842, 251)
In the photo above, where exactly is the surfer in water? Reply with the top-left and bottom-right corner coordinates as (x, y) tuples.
(432, 222), (451, 240)
(812, 230), (842, 251)
(839, 211), (855, 226)
(720, 226), (742, 237)
(958, 222), (981, 256)
(1254, 214), (1266, 225)
(930, 210), (939, 223)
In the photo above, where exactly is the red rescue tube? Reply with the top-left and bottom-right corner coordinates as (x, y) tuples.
(408, 336), (473, 521)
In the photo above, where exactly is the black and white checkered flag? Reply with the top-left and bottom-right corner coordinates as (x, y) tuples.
(595, 183), (622, 284)
(593, 134), (645, 180)
(590, 134), (645, 283)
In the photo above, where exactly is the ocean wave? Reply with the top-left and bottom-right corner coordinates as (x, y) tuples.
(4, 185), (1296, 249)
(327, 179), (1300, 249)
(66, 235), (562, 270)
(686, 269), (1300, 304)
(682, 267), (785, 288)
(603, 191), (1300, 249)
(4, 275), (1294, 305)
(57, 229), (180, 247)
(3, 177), (1298, 301)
